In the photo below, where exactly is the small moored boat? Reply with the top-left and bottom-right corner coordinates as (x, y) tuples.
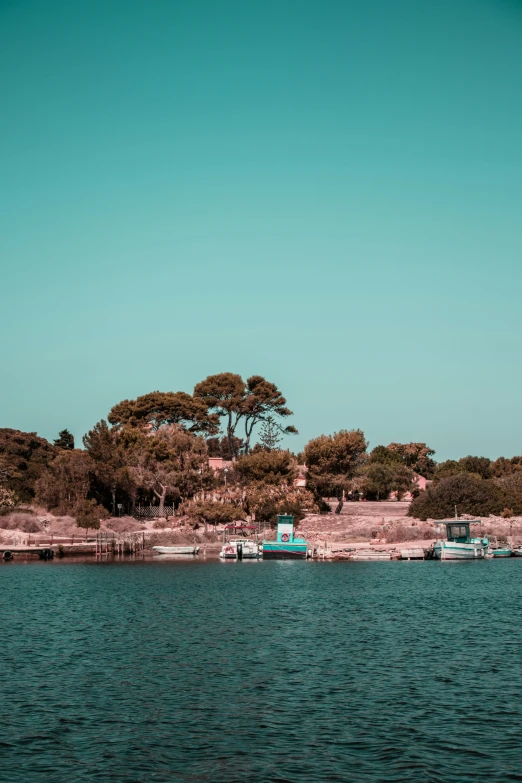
(489, 538), (512, 558)
(433, 521), (487, 560)
(219, 539), (261, 560)
(152, 546), (200, 555)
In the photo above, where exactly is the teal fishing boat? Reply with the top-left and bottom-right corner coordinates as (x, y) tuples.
(434, 521), (488, 560)
(262, 515), (309, 559)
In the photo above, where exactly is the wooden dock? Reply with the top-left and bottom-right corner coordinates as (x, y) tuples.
(0, 532), (146, 561)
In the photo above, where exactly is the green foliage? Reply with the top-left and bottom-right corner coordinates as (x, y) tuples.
(206, 435), (243, 459)
(180, 500), (242, 528)
(258, 415), (283, 451)
(368, 445), (403, 467)
(432, 460), (468, 483)
(54, 429), (75, 450)
(194, 373), (296, 456)
(74, 498), (105, 533)
(83, 420), (131, 514)
(235, 450), (297, 485)
(386, 442), (436, 477)
(354, 462), (415, 500)
(108, 391), (219, 436)
(242, 376), (297, 453)
(124, 425), (212, 514)
(245, 482), (318, 526)
(490, 456), (522, 477)
(0, 429), (57, 502)
(0, 487), (17, 512)
(304, 429), (368, 497)
(458, 455), (491, 479)
(409, 474), (506, 520)
(35, 450), (93, 514)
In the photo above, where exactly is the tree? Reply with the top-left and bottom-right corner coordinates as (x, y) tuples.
(54, 429), (75, 450)
(258, 415), (283, 451)
(432, 460), (468, 483)
(129, 426), (212, 516)
(193, 373), (297, 457)
(83, 420), (128, 516)
(206, 435), (243, 459)
(74, 498), (104, 535)
(193, 373), (247, 458)
(353, 462), (415, 501)
(108, 391), (219, 436)
(235, 450), (297, 486)
(457, 455), (492, 479)
(386, 442), (436, 477)
(368, 445), (403, 467)
(35, 450), (94, 514)
(490, 456), (522, 478)
(242, 376), (297, 453)
(245, 482), (318, 526)
(304, 430), (368, 506)
(0, 429), (57, 502)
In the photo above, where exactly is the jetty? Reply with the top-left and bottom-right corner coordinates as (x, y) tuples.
(0, 531), (147, 561)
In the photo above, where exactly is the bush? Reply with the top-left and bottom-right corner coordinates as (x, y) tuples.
(409, 474), (505, 521)
(0, 487), (17, 514)
(74, 499), (107, 533)
(0, 513), (42, 533)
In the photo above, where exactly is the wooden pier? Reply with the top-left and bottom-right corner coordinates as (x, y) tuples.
(0, 545), (55, 561)
(0, 531), (147, 561)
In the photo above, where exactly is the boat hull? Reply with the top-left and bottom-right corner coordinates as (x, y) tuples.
(433, 541), (485, 560)
(219, 541), (260, 559)
(491, 549), (512, 558)
(152, 546), (200, 555)
(262, 543), (308, 559)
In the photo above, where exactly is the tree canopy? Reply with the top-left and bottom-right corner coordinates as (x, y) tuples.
(386, 442), (436, 477)
(235, 450), (297, 486)
(0, 429), (57, 502)
(108, 391), (219, 436)
(304, 429), (368, 499)
(54, 429), (75, 450)
(193, 372), (297, 457)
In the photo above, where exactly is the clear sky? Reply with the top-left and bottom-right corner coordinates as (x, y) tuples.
(1, 0), (521, 461)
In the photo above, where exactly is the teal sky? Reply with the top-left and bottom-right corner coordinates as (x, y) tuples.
(2, 0), (522, 461)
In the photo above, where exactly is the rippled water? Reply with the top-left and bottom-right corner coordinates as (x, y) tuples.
(1, 558), (522, 782)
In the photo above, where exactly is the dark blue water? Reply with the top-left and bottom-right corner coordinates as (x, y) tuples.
(1, 558), (522, 782)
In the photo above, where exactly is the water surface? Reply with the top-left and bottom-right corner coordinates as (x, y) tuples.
(1, 558), (521, 782)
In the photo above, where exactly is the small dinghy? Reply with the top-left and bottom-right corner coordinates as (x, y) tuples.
(152, 546), (200, 555)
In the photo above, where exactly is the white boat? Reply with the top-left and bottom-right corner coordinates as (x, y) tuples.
(433, 521), (487, 560)
(219, 539), (260, 560)
(152, 546), (200, 555)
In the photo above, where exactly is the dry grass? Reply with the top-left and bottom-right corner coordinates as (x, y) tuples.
(104, 517), (145, 533)
(147, 529), (221, 547)
(0, 513), (42, 533)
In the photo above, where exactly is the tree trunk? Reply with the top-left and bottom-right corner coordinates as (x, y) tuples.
(111, 486), (116, 517)
(153, 485), (167, 517)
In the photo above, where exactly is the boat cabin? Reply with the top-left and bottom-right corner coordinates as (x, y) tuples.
(444, 522), (472, 544)
(276, 515), (306, 544)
